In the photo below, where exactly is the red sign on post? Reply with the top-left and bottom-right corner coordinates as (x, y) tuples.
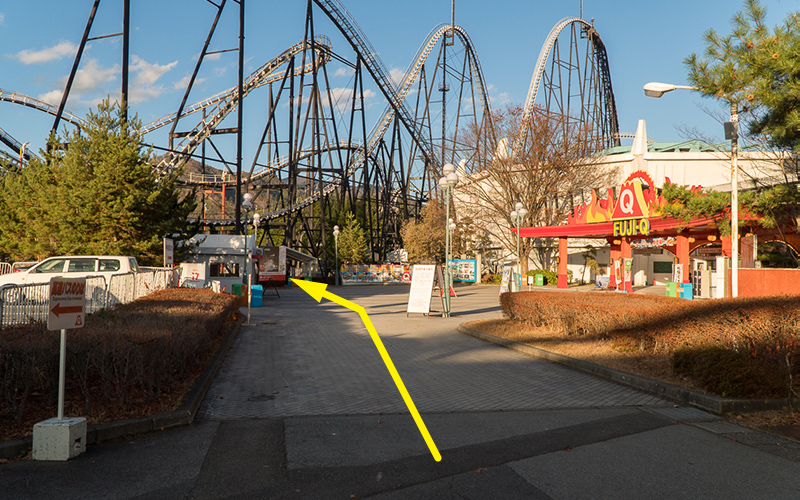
(48, 277), (86, 331)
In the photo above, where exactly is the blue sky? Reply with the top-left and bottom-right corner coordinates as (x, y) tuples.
(1, 0), (797, 158)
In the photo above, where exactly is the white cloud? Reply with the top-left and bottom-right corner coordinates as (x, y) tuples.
(36, 59), (117, 107)
(37, 90), (63, 106)
(130, 55), (178, 87)
(334, 66), (353, 78)
(173, 74), (205, 90)
(14, 41), (78, 65)
(130, 85), (166, 104)
(389, 67), (406, 88)
(323, 87), (377, 113)
(486, 84), (512, 107)
(71, 59), (118, 94)
(0, 13), (5, 25)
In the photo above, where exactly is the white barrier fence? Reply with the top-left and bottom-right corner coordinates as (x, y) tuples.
(0, 268), (181, 327)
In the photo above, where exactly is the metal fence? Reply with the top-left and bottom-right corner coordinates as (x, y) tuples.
(0, 268), (181, 327)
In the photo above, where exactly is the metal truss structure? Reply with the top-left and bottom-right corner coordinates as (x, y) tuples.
(0, 2), (619, 276)
(516, 17), (620, 155)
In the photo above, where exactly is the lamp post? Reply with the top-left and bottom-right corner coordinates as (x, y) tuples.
(438, 163), (459, 317)
(247, 211), (260, 325)
(242, 193), (253, 324)
(643, 82), (739, 298)
(510, 203), (528, 290)
(333, 225), (340, 286)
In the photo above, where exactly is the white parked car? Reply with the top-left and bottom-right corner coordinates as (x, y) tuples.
(0, 256), (140, 286)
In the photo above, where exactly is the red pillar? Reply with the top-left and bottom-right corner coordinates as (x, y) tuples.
(721, 235), (732, 257)
(676, 234), (690, 282)
(621, 237), (633, 293)
(557, 237), (569, 289)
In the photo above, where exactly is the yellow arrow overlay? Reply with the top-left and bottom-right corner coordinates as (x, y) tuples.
(290, 279), (442, 462)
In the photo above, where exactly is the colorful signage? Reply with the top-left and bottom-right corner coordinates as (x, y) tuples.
(568, 171), (658, 232)
(452, 259), (478, 283)
(613, 218), (651, 237)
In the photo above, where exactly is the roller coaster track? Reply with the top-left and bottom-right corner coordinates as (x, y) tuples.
(0, 125), (40, 164)
(138, 36), (332, 137)
(365, 23), (492, 164)
(255, 21), (491, 220)
(311, 0), (437, 168)
(183, 18), (491, 222)
(514, 17), (619, 155)
(153, 37), (333, 177)
(0, 88), (87, 129)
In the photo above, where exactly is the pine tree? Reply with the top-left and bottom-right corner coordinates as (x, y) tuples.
(0, 99), (197, 264)
(337, 211), (369, 264)
(685, 0), (800, 151)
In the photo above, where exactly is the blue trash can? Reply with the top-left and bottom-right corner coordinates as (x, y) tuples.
(679, 282), (693, 300)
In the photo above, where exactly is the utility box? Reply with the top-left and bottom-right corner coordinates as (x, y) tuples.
(33, 417), (87, 461)
(680, 282), (694, 300)
(250, 285), (263, 307)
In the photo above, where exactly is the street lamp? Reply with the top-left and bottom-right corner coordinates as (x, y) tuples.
(511, 202), (528, 289)
(643, 81), (739, 297)
(242, 193), (253, 323)
(333, 225), (340, 286)
(439, 163), (459, 317)
(247, 211), (260, 325)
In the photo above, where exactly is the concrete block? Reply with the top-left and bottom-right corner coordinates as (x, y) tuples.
(32, 417), (87, 461)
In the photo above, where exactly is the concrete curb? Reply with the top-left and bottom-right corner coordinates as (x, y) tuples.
(457, 323), (799, 415)
(0, 317), (242, 461)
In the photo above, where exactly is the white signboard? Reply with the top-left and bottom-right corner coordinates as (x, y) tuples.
(163, 237), (174, 267)
(48, 277), (86, 331)
(406, 265), (436, 315)
(673, 263), (684, 284)
(499, 265), (513, 294)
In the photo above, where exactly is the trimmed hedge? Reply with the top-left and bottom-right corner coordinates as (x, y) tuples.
(500, 291), (800, 398)
(0, 288), (239, 423)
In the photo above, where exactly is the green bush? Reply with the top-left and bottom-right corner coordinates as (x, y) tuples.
(481, 273), (501, 284)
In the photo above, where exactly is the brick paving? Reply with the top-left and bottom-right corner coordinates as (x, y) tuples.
(199, 285), (668, 420)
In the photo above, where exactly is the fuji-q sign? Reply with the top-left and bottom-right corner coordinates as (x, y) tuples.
(610, 172), (653, 237)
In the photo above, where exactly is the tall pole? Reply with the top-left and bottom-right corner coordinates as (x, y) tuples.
(58, 329), (67, 420)
(246, 217), (252, 325)
(121, 0), (130, 124)
(517, 219), (521, 277)
(52, 0), (100, 136)
(333, 225), (340, 286)
(444, 185), (451, 317)
(730, 101), (739, 298)
(235, 0), (245, 234)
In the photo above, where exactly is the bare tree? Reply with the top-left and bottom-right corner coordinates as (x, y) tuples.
(455, 104), (617, 275)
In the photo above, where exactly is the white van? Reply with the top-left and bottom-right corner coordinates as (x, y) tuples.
(0, 256), (140, 286)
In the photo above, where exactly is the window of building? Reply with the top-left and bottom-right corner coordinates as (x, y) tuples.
(653, 261), (673, 274)
(209, 262), (240, 278)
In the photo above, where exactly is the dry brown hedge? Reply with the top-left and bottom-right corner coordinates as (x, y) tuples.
(500, 291), (800, 398)
(0, 288), (239, 424)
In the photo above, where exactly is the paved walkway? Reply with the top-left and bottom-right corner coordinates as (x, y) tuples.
(199, 285), (665, 420)
(1, 284), (799, 499)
